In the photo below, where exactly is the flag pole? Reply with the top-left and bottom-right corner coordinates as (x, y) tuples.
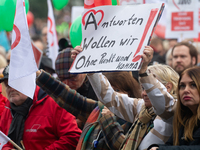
(9, 140), (23, 150)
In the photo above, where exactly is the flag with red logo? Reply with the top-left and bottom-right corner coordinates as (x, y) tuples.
(9, 0), (38, 99)
(0, 131), (10, 149)
(84, 0), (119, 9)
(31, 42), (43, 68)
(47, 0), (59, 69)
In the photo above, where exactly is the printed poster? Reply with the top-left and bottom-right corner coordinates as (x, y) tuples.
(165, 0), (198, 39)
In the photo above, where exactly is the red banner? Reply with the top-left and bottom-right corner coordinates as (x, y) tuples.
(171, 12), (193, 31)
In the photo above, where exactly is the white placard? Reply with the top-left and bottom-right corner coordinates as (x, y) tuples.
(165, 0), (198, 39)
(70, 3), (164, 73)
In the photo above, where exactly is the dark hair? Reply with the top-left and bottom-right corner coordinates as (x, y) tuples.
(103, 72), (141, 98)
(172, 41), (198, 65)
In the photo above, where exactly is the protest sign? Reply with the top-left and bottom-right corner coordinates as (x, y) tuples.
(196, 0), (200, 41)
(199, 0), (200, 34)
(165, 0), (198, 39)
(119, 0), (167, 39)
(70, 3), (164, 73)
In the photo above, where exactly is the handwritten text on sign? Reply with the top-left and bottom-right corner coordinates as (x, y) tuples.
(70, 3), (164, 73)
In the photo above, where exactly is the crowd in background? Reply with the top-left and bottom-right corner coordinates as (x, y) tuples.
(0, 4), (200, 150)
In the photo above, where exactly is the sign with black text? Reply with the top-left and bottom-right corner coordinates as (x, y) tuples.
(70, 3), (164, 73)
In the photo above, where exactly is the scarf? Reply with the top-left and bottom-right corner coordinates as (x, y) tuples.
(8, 97), (33, 149)
(121, 105), (156, 150)
(76, 103), (104, 150)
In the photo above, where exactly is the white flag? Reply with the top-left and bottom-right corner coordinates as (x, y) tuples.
(9, 0), (38, 99)
(47, 0), (59, 69)
(0, 131), (10, 149)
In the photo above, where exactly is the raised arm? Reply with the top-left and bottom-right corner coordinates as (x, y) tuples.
(140, 74), (176, 123)
(87, 72), (143, 123)
(139, 46), (177, 123)
(36, 70), (98, 123)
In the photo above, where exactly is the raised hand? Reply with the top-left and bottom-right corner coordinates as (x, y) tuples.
(139, 46), (154, 74)
(71, 46), (83, 59)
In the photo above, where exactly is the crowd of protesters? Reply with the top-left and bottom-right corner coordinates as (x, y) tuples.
(0, 6), (200, 150)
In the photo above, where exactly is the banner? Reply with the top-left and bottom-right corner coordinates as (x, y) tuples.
(70, 3), (164, 73)
(47, 0), (59, 69)
(9, 0), (38, 99)
(165, 0), (198, 39)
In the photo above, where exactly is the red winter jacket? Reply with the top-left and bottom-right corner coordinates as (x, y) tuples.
(0, 86), (81, 150)
(0, 84), (7, 118)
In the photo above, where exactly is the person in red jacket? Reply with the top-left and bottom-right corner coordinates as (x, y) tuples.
(0, 84), (7, 118)
(0, 66), (81, 150)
